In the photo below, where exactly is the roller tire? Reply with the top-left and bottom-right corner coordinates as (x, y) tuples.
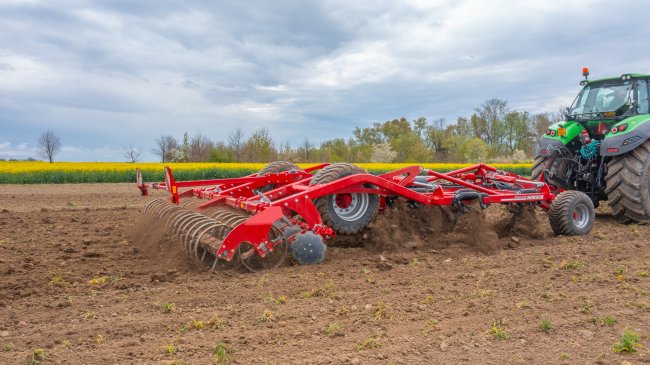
(258, 161), (301, 176)
(604, 140), (650, 223)
(309, 163), (378, 235)
(257, 161), (301, 192)
(549, 190), (594, 236)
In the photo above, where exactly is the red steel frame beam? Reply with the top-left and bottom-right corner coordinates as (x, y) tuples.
(167, 164), (554, 224)
(142, 164), (552, 213)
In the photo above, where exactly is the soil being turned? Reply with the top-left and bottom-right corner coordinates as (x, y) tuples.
(0, 184), (649, 364)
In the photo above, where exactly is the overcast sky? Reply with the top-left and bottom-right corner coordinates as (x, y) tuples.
(1, 0), (649, 161)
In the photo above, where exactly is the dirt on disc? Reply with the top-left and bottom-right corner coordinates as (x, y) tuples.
(0, 183), (649, 364)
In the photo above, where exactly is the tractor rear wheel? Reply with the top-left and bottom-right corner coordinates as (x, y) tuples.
(309, 163), (379, 235)
(531, 156), (547, 181)
(549, 190), (595, 235)
(605, 140), (650, 223)
(531, 151), (573, 189)
(257, 161), (301, 192)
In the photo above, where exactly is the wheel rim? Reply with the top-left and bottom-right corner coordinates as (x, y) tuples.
(572, 203), (589, 229)
(331, 193), (369, 222)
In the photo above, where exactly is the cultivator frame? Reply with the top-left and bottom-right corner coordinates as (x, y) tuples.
(137, 162), (591, 272)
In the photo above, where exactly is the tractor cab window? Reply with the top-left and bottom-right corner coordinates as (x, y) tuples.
(569, 80), (633, 116)
(636, 79), (649, 114)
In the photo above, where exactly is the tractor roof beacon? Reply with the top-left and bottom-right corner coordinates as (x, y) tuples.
(535, 68), (650, 223)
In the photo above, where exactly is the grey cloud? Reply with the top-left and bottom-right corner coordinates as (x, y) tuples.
(1, 0), (650, 161)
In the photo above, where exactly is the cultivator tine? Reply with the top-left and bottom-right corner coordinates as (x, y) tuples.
(210, 256), (220, 272)
(165, 209), (188, 227)
(192, 223), (223, 260)
(207, 210), (249, 229)
(186, 220), (215, 254)
(172, 213), (202, 236)
(180, 199), (202, 210)
(224, 215), (248, 227)
(181, 218), (206, 254)
(144, 199), (167, 214)
(143, 200), (275, 272)
(157, 204), (180, 222)
(209, 210), (231, 220)
(210, 210), (245, 221)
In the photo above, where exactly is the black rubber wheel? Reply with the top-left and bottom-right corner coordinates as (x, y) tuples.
(258, 161), (300, 176)
(531, 151), (573, 190)
(604, 140), (650, 223)
(257, 161), (301, 192)
(531, 156), (547, 181)
(549, 191), (595, 235)
(309, 163), (379, 235)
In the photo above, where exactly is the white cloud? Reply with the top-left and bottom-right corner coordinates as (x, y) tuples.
(59, 145), (124, 162)
(0, 141), (37, 160)
(1, 0), (649, 160)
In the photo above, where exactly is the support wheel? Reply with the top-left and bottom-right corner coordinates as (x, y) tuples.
(258, 161), (301, 176)
(605, 140), (650, 223)
(549, 191), (594, 236)
(309, 163), (378, 235)
(257, 161), (302, 192)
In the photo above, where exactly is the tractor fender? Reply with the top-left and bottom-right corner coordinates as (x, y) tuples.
(536, 137), (566, 156)
(600, 117), (650, 156)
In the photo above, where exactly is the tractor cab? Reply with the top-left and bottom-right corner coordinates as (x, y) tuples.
(567, 72), (650, 139)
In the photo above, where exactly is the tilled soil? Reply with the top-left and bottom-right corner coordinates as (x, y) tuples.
(0, 184), (649, 365)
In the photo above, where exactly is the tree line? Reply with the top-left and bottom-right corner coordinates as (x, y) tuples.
(152, 99), (562, 164)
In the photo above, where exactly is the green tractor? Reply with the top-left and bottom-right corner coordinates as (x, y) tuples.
(535, 68), (650, 223)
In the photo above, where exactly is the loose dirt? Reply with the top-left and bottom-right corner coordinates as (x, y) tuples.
(1, 184), (649, 364)
(128, 215), (201, 273)
(494, 205), (545, 240)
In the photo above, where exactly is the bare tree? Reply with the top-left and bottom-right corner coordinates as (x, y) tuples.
(37, 130), (62, 163)
(299, 137), (313, 162)
(228, 128), (244, 162)
(189, 133), (214, 162)
(152, 134), (178, 163)
(123, 144), (142, 163)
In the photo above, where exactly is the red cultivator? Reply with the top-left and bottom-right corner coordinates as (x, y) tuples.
(137, 161), (594, 272)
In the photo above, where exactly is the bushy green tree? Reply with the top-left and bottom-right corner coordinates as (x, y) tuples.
(152, 98), (550, 163)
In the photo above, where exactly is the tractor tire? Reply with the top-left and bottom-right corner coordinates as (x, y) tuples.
(531, 156), (546, 181)
(309, 163), (379, 235)
(549, 190), (595, 236)
(531, 151), (573, 189)
(257, 161), (301, 192)
(604, 140), (650, 223)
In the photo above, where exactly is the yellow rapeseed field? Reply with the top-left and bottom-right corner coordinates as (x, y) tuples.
(0, 161), (533, 184)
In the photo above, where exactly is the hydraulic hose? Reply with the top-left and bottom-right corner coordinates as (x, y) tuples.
(452, 190), (489, 212)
